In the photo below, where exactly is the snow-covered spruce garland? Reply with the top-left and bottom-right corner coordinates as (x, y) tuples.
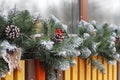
(0, 9), (119, 80)
(78, 20), (120, 73)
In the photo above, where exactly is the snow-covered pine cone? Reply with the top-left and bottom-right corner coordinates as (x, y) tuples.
(51, 34), (64, 42)
(5, 25), (20, 39)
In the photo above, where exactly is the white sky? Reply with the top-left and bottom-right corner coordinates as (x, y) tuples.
(0, 0), (63, 17)
(0, 0), (120, 15)
(89, 0), (120, 15)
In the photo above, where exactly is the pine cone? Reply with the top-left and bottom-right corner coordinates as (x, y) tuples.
(5, 25), (20, 39)
(51, 34), (64, 42)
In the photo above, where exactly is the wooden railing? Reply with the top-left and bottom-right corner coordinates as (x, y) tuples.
(64, 56), (117, 80)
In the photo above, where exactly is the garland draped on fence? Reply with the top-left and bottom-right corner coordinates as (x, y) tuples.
(0, 9), (120, 80)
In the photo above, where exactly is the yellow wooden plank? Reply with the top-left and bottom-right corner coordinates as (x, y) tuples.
(86, 59), (91, 80)
(64, 67), (71, 80)
(79, 58), (85, 80)
(17, 60), (25, 80)
(108, 63), (112, 80)
(103, 58), (108, 80)
(97, 56), (103, 80)
(63, 64), (71, 80)
(92, 56), (97, 80)
(112, 61), (117, 80)
(5, 72), (13, 80)
(13, 60), (25, 80)
(63, 56), (118, 80)
(71, 57), (78, 80)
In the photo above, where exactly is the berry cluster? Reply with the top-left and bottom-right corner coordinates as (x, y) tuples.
(5, 25), (20, 39)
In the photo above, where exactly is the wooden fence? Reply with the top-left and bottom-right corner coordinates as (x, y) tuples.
(0, 56), (118, 80)
(64, 56), (117, 80)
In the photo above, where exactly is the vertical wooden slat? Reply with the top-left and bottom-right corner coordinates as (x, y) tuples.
(35, 59), (45, 80)
(13, 69), (18, 80)
(17, 60), (25, 80)
(63, 56), (118, 80)
(118, 62), (120, 80)
(103, 58), (108, 80)
(64, 68), (71, 80)
(5, 73), (13, 80)
(108, 64), (112, 80)
(25, 60), (36, 80)
(13, 60), (25, 80)
(57, 70), (63, 80)
(112, 61), (117, 80)
(71, 57), (78, 80)
(92, 56), (97, 80)
(79, 58), (85, 80)
(86, 59), (91, 80)
(97, 56), (102, 80)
